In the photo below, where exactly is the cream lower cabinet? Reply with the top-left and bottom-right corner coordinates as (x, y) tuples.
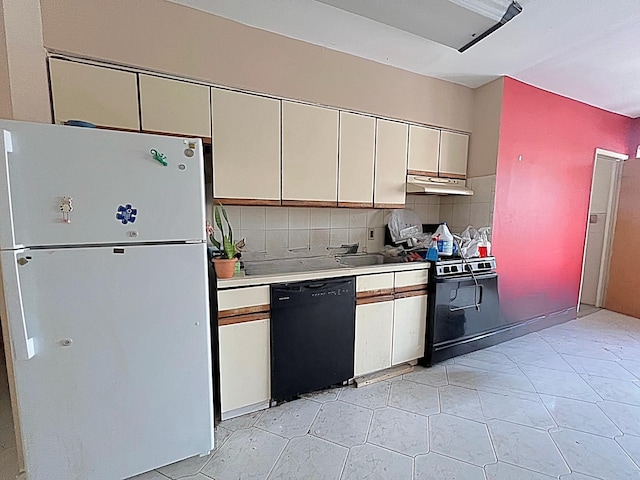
(354, 300), (394, 376)
(392, 294), (428, 365)
(218, 318), (271, 420)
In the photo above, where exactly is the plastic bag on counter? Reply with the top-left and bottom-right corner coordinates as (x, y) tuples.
(387, 209), (425, 244)
(457, 225), (491, 258)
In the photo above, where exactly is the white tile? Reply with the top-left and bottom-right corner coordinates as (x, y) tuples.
(403, 365), (448, 387)
(598, 401), (640, 436)
(440, 195), (454, 205)
(438, 385), (484, 420)
(127, 471), (168, 480)
(219, 411), (262, 431)
(288, 207), (310, 230)
(330, 208), (350, 228)
(472, 175), (496, 203)
(426, 205), (440, 223)
(366, 209), (385, 228)
(301, 387), (343, 403)
(620, 360), (640, 379)
(368, 406), (429, 456)
(429, 413), (496, 466)
(583, 375), (640, 405)
(562, 355), (637, 381)
(254, 398), (320, 438)
(366, 227), (385, 254)
(310, 401), (372, 448)
(616, 434), (640, 468)
(240, 206), (265, 230)
(453, 194), (471, 205)
(412, 203), (430, 223)
(217, 205), (240, 228)
(348, 210), (367, 228)
(157, 454), (210, 479)
(551, 428), (639, 480)
(478, 390), (556, 429)
(415, 452), (485, 480)
(266, 230), (288, 256)
(485, 462), (557, 480)
(488, 419), (570, 477)
(339, 383), (390, 410)
(309, 229), (330, 254)
(329, 228), (349, 248)
(288, 229), (310, 251)
(267, 435), (347, 480)
(266, 207), (288, 230)
(342, 444), (413, 480)
(241, 229), (266, 253)
(518, 365), (602, 402)
(201, 428), (286, 480)
(451, 203), (471, 229)
(469, 202), (491, 228)
(347, 228), (367, 249)
(540, 394), (621, 437)
(388, 380), (440, 416)
(446, 364), (537, 395)
(439, 203), (453, 224)
(310, 208), (330, 229)
(454, 349), (519, 374)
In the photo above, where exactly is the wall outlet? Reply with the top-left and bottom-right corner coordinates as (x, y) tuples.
(368, 228), (375, 240)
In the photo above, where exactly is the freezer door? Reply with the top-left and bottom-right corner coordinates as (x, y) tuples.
(0, 120), (205, 248)
(7, 243), (214, 479)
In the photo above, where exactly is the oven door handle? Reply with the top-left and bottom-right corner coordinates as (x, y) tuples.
(435, 272), (497, 283)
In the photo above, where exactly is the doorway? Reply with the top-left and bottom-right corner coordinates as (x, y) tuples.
(579, 149), (627, 310)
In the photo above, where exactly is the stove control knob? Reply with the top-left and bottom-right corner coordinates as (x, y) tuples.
(465, 265), (471, 271)
(443, 266), (450, 273)
(451, 266), (458, 272)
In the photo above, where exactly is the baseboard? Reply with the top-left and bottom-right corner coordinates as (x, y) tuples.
(220, 400), (270, 421)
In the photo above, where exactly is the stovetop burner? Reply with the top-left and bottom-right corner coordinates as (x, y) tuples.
(431, 256), (496, 277)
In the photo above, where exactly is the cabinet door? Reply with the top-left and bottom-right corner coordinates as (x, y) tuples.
(338, 112), (375, 206)
(374, 119), (408, 208)
(354, 301), (394, 376)
(282, 101), (339, 205)
(219, 318), (270, 418)
(392, 294), (427, 365)
(408, 125), (440, 176)
(211, 88), (281, 202)
(139, 74), (210, 138)
(49, 59), (140, 130)
(439, 131), (469, 179)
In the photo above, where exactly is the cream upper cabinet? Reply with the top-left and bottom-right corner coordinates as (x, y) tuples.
(218, 318), (270, 419)
(392, 294), (427, 365)
(338, 112), (376, 206)
(439, 131), (469, 178)
(282, 101), (339, 204)
(49, 59), (140, 130)
(374, 119), (408, 207)
(211, 88), (281, 202)
(139, 75), (210, 138)
(354, 301), (394, 376)
(408, 125), (440, 175)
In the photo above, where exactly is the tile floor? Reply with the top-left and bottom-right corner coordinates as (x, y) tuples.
(2, 308), (640, 480)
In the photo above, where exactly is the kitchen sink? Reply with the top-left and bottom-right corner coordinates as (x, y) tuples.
(336, 253), (386, 267)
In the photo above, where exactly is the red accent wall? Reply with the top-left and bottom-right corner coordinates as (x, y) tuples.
(494, 78), (631, 323)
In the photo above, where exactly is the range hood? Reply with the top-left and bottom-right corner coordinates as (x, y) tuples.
(406, 175), (474, 196)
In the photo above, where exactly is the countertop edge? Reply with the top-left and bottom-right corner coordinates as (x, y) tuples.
(217, 262), (430, 289)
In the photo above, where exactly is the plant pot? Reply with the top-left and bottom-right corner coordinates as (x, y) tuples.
(212, 258), (237, 279)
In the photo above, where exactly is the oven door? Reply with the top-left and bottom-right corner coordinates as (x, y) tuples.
(432, 272), (503, 346)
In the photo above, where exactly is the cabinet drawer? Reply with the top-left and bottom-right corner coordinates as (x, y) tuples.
(356, 273), (394, 294)
(394, 270), (429, 289)
(218, 286), (270, 312)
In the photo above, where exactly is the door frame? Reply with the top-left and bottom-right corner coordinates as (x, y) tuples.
(578, 148), (628, 310)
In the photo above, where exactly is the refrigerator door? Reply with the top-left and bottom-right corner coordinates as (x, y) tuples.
(5, 243), (213, 479)
(0, 120), (205, 249)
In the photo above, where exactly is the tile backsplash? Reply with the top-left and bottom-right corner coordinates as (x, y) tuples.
(439, 174), (496, 235)
(206, 195), (442, 259)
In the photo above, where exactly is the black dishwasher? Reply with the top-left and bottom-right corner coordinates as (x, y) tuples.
(270, 277), (355, 402)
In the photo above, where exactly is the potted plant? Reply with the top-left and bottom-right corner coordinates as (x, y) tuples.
(208, 204), (240, 279)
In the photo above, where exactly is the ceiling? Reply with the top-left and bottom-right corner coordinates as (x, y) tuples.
(167, 0), (640, 118)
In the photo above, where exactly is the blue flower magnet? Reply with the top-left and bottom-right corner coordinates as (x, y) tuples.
(116, 204), (137, 224)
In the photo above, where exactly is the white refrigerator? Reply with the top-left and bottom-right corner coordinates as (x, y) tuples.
(0, 120), (214, 479)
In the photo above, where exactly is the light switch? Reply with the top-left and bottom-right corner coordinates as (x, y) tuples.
(590, 214), (598, 224)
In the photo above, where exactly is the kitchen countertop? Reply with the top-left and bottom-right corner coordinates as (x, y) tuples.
(217, 260), (430, 289)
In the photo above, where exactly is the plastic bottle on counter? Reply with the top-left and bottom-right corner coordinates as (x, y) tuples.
(478, 227), (491, 258)
(434, 223), (454, 257)
(426, 236), (440, 261)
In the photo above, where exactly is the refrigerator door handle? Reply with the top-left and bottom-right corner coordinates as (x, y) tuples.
(1, 250), (36, 360)
(0, 130), (19, 250)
